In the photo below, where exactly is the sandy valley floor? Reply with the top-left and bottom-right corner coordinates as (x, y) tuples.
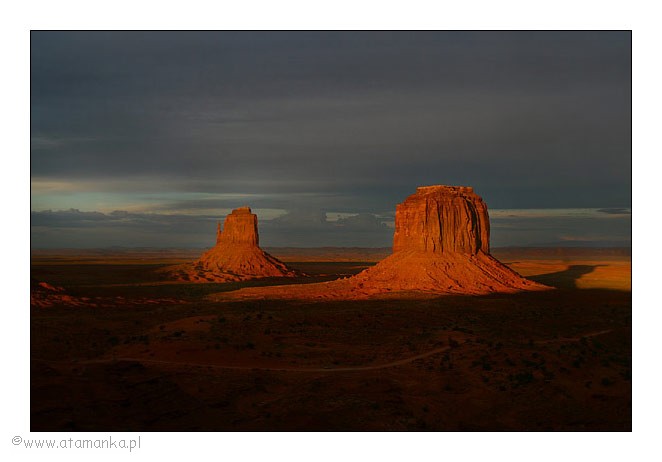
(30, 248), (631, 431)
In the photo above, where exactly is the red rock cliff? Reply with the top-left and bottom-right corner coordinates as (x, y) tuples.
(216, 206), (259, 247)
(349, 185), (546, 294)
(392, 186), (490, 255)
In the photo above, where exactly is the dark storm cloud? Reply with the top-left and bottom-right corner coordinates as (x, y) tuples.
(261, 210), (393, 247)
(147, 192), (388, 215)
(597, 208), (631, 215)
(489, 211), (631, 247)
(31, 32), (630, 206)
(30, 209), (394, 248)
(30, 207), (631, 249)
(31, 31), (631, 246)
(30, 209), (220, 247)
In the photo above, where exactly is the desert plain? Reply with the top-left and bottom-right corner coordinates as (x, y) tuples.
(30, 246), (630, 431)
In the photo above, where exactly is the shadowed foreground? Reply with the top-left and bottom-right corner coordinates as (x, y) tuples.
(31, 258), (631, 431)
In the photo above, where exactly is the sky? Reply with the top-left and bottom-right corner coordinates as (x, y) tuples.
(30, 31), (631, 248)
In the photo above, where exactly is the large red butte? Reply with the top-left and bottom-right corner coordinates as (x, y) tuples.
(349, 185), (546, 295)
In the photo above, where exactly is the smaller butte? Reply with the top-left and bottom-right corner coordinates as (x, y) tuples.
(165, 207), (299, 282)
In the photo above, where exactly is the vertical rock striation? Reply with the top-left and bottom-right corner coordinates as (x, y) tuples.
(214, 206), (259, 247)
(392, 186), (490, 255)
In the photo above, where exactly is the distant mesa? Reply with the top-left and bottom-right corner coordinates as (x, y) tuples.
(30, 279), (88, 308)
(30, 279), (186, 308)
(211, 186), (550, 300)
(165, 207), (299, 282)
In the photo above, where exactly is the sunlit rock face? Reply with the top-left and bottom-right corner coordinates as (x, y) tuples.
(210, 186), (550, 300)
(214, 206), (259, 247)
(351, 185), (546, 294)
(392, 186), (490, 255)
(166, 207), (298, 282)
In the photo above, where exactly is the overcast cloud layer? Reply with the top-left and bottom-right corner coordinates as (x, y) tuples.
(31, 31), (631, 248)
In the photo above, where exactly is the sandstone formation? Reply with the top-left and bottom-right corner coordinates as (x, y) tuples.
(166, 207), (298, 282)
(392, 186), (490, 255)
(30, 280), (88, 308)
(30, 279), (186, 308)
(348, 185), (546, 294)
(210, 186), (549, 300)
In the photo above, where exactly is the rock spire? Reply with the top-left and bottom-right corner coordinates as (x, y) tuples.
(165, 207), (298, 282)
